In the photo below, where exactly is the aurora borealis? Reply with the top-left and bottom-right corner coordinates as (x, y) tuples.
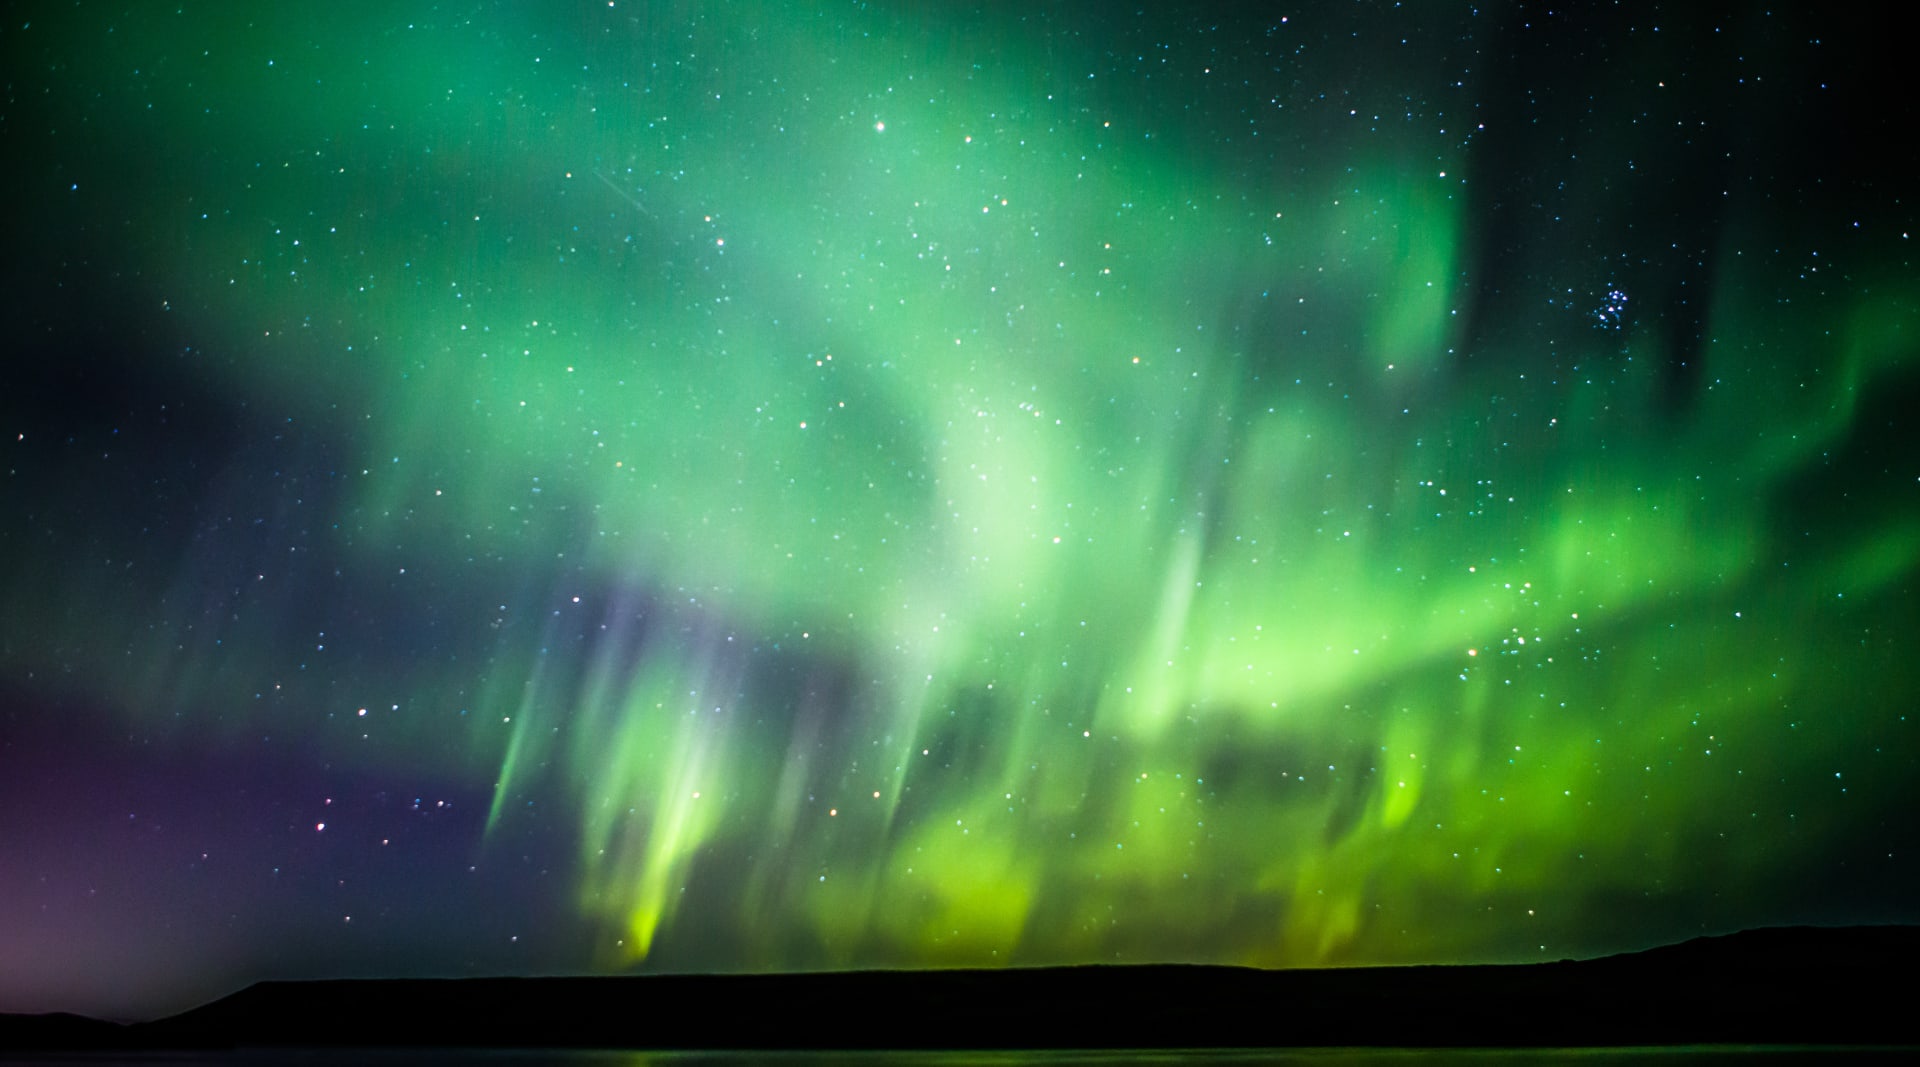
(3, 0), (1916, 1022)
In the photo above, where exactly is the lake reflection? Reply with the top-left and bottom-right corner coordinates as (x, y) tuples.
(578, 1051), (1913, 1067)
(567, 1051), (1915, 1066)
(11, 1050), (1913, 1066)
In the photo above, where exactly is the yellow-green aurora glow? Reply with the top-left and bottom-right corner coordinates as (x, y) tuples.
(2, 1), (1915, 1010)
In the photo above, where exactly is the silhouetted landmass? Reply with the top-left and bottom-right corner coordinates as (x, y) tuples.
(0, 1010), (127, 1051)
(3, 926), (1914, 1052)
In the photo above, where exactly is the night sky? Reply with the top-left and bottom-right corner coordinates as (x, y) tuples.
(3, 1), (1917, 1023)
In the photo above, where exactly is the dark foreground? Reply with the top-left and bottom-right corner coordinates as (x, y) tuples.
(3, 927), (1915, 1052)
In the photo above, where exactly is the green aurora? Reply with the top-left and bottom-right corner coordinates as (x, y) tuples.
(2, 1), (1915, 1007)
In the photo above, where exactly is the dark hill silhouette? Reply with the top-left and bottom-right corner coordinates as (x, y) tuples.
(4, 926), (1914, 1051)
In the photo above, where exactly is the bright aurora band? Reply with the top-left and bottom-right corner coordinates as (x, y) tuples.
(2, 0), (1916, 1022)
